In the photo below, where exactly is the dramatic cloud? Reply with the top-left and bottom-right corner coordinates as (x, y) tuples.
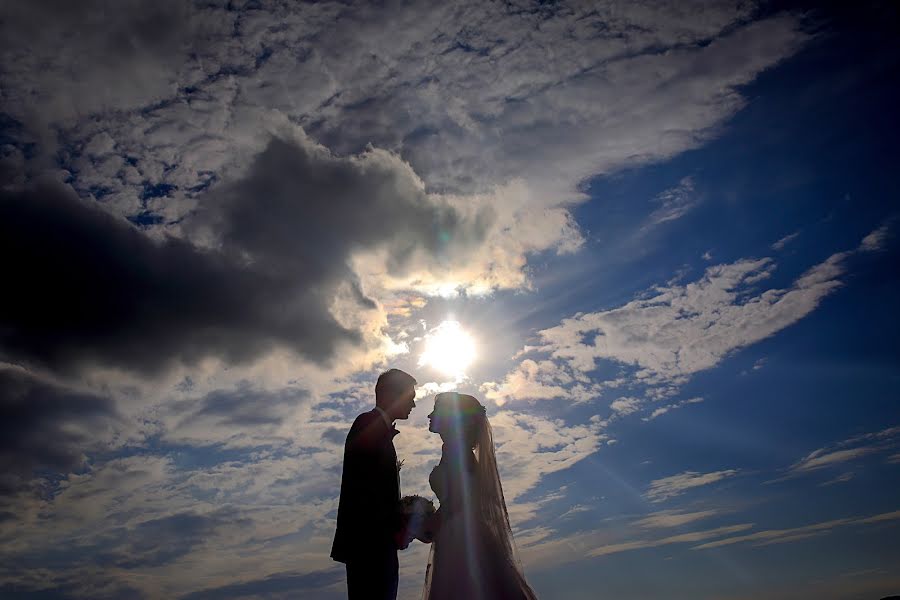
(0, 135), (492, 375)
(6, 2), (891, 598)
(0, 367), (118, 497)
(645, 469), (739, 503)
(0, 1), (809, 300)
(0, 0), (201, 125)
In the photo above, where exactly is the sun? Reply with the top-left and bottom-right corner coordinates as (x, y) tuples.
(418, 320), (477, 379)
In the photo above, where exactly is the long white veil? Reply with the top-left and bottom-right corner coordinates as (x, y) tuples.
(422, 411), (538, 599)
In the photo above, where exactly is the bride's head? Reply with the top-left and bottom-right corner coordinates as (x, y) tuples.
(428, 392), (486, 448)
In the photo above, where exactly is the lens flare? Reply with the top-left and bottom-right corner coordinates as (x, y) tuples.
(418, 320), (477, 379)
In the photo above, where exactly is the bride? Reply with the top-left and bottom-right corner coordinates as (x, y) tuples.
(422, 392), (539, 600)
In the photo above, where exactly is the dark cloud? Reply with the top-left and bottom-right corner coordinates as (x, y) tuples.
(0, 570), (146, 600)
(0, 138), (489, 375)
(96, 512), (243, 569)
(0, 177), (354, 374)
(195, 136), (493, 280)
(0, 368), (117, 497)
(0, 0), (201, 125)
(320, 427), (346, 446)
(171, 384), (309, 428)
(180, 568), (344, 600)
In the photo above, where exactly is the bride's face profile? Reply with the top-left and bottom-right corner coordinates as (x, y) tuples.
(427, 401), (448, 434)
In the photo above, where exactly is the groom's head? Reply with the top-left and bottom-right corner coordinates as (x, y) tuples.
(375, 369), (417, 420)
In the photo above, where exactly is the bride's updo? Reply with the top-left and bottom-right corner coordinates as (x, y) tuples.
(433, 392), (486, 449)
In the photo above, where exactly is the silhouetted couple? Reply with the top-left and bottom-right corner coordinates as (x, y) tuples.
(331, 369), (539, 600)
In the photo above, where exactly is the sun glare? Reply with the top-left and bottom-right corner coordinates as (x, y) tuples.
(418, 320), (477, 379)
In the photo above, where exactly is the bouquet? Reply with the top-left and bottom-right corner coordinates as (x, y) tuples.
(399, 495), (436, 543)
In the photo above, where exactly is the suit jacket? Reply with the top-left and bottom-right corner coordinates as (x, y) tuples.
(331, 409), (402, 564)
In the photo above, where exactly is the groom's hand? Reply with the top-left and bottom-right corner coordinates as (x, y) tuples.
(393, 528), (411, 550)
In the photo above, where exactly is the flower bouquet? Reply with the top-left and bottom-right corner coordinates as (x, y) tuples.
(400, 495), (436, 543)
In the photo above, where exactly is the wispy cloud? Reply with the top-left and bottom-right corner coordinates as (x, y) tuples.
(692, 509), (900, 550)
(589, 523), (752, 557)
(644, 397), (704, 421)
(772, 425), (900, 482)
(646, 176), (699, 227)
(634, 509), (721, 529)
(490, 225), (891, 417)
(771, 231), (800, 250)
(645, 469), (739, 503)
(819, 472), (855, 486)
(859, 223), (890, 251)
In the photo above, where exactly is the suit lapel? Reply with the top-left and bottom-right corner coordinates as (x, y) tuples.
(370, 409), (401, 499)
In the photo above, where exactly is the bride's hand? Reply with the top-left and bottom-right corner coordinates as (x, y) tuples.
(419, 510), (441, 543)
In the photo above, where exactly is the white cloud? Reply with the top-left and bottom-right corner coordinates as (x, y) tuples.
(645, 469), (738, 503)
(535, 227), (890, 385)
(489, 410), (607, 502)
(610, 396), (642, 416)
(481, 358), (608, 406)
(488, 226), (889, 418)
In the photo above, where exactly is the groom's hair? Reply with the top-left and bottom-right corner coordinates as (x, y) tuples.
(375, 369), (417, 403)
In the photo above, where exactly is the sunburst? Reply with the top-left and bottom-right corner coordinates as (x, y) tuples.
(418, 320), (477, 379)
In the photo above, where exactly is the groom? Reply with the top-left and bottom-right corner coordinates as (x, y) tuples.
(331, 368), (417, 600)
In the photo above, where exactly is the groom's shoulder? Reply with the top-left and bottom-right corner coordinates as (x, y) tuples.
(351, 409), (378, 428)
(347, 410), (380, 443)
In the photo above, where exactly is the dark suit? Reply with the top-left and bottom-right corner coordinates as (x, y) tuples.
(331, 409), (402, 600)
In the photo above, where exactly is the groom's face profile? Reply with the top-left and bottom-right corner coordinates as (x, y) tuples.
(386, 385), (416, 419)
(391, 385), (417, 420)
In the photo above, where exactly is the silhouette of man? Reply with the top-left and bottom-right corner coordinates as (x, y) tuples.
(331, 369), (417, 600)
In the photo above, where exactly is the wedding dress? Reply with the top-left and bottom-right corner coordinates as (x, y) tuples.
(422, 418), (538, 600)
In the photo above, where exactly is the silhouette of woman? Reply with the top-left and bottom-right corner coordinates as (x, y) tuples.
(422, 392), (539, 600)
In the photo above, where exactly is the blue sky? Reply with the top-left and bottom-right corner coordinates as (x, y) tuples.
(0, 2), (898, 599)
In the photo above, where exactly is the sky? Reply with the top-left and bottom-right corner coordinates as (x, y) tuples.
(1, 1), (899, 599)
